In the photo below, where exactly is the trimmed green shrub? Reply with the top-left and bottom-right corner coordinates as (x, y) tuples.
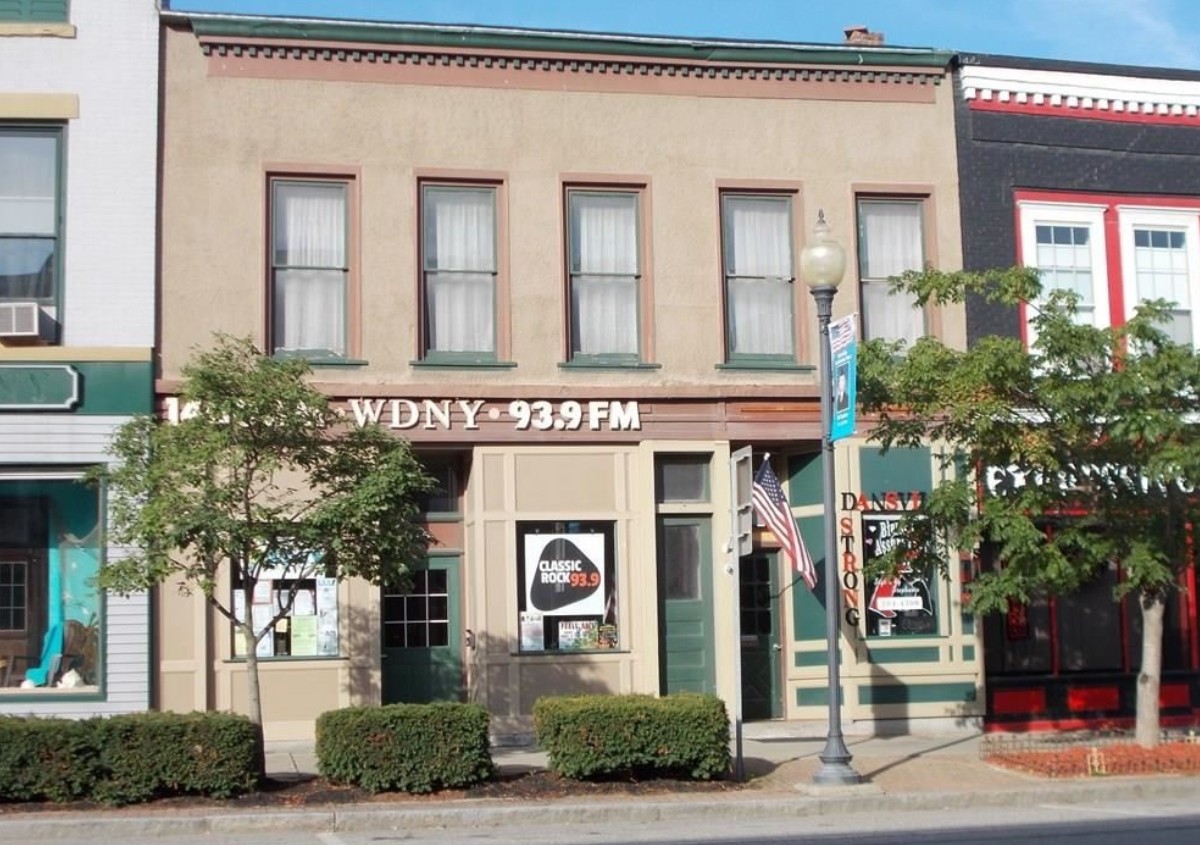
(0, 711), (259, 806)
(316, 702), (493, 793)
(533, 693), (731, 780)
(90, 711), (260, 805)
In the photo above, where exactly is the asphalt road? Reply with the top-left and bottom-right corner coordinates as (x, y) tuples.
(12, 799), (1200, 845)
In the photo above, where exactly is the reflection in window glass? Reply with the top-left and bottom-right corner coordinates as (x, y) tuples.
(662, 522), (701, 601)
(655, 455), (710, 503)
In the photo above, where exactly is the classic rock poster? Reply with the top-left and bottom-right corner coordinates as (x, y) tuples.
(519, 526), (615, 652)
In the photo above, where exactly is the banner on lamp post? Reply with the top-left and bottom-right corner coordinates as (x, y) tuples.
(829, 314), (857, 442)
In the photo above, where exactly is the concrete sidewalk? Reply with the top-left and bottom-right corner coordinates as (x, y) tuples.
(3, 724), (1199, 841)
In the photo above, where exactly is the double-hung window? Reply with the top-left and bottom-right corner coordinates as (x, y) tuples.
(269, 178), (350, 359)
(721, 193), (796, 362)
(567, 189), (641, 363)
(1118, 208), (1200, 348)
(0, 1), (68, 22)
(0, 126), (61, 305)
(421, 184), (497, 362)
(1017, 201), (1110, 344)
(857, 198), (926, 346)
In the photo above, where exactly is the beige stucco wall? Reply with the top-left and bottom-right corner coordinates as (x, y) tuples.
(159, 25), (964, 387)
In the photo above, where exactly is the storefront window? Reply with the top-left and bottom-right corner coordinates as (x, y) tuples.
(863, 513), (938, 637)
(232, 567), (339, 658)
(516, 521), (618, 652)
(0, 476), (102, 691)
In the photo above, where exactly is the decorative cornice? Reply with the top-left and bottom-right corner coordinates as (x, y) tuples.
(198, 37), (944, 89)
(960, 65), (1200, 124)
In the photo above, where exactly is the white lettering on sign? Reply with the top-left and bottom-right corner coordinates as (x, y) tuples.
(165, 396), (641, 433)
(350, 398), (640, 433)
(876, 596), (925, 612)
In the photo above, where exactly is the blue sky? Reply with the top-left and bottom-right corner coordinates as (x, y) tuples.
(167, 0), (1200, 70)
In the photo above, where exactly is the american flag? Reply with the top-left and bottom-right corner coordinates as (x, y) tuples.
(752, 459), (818, 590)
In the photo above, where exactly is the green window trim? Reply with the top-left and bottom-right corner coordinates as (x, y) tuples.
(0, 124), (64, 329)
(268, 177), (351, 360)
(720, 192), (798, 365)
(0, 0), (69, 23)
(714, 361), (815, 372)
(559, 358), (660, 370)
(566, 189), (643, 363)
(420, 183), (500, 363)
(410, 356), (517, 369)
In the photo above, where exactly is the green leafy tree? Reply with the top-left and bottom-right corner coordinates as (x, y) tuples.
(95, 336), (435, 752)
(857, 267), (1200, 747)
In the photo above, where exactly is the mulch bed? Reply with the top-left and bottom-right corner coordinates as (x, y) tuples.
(986, 740), (1200, 778)
(0, 770), (742, 815)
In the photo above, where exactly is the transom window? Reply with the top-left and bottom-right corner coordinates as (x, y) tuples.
(721, 193), (795, 362)
(421, 184), (497, 362)
(567, 189), (640, 362)
(269, 178), (349, 359)
(857, 198), (926, 346)
(0, 126), (61, 304)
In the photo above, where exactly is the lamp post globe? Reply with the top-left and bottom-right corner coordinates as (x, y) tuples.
(799, 210), (861, 786)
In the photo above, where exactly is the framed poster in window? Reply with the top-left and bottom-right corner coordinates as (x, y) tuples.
(863, 513), (938, 637)
(516, 521), (618, 652)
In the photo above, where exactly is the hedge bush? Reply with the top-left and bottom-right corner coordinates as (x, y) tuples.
(316, 702), (494, 793)
(0, 711), (259, 805)
(533, 693), (731, 780)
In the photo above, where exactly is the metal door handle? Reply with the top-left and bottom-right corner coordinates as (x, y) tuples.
(772, 643), (782, 652)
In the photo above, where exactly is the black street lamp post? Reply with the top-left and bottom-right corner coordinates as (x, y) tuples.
(799, 211), (861, 786)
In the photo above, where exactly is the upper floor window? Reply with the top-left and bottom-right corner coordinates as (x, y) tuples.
(0, 1), (68, 22)
(857, 198), (926, 346)
(421, 184), (497, 363)
(269, 178), (351, 359)
(721, 193), (795, 363)
(567, 189), (641, 363)
(1017, 201), (1110, 344)
(0, 125), (61, 305)
(1118, 207), (1200, 348)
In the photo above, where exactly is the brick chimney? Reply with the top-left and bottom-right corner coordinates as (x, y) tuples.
(844, 25), (885, 46)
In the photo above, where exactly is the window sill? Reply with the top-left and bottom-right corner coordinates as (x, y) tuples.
(423, 512), (463, 523)
(272, 352), (367, 367)
(559, 360), (661, 370)
(513, 650), (628, 657)
(411, 359), (517, 369)
(0, 23), (75, 38)
(716, 361), (816, 372)
(309, 358), (369, 368)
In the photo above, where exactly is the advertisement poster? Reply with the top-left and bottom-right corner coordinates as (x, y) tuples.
(316, 577), (339, 656)
(863, 513), (936, 636)
(523, 533), (606, 617)
(829, 313), (858, 442)
(290, 615), (318, 656)
(520, 612), (545, 651)
(558, 619), (599, 651)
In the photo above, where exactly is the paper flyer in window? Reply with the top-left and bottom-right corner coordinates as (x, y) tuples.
(557, 619), (599, 651)
(292, 588), (316, 616)
(251, 604), (274, 657)
(290, 615), (318, 656)
(252, 580), (272, 605)
(519, 612), (544, 651)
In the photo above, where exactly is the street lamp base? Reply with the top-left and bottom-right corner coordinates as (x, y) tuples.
(812, 758), (862, 785)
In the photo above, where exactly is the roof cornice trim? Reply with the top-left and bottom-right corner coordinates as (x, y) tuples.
(960, 65), (1200, 121)
(164, 10), (951, 70)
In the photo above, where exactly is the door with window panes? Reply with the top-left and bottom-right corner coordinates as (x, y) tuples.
(381, 556), (462, 703)
(740, 552), (782, 720)
(655, 455), (716, 695)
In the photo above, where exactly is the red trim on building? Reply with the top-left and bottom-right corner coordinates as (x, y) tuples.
(1067, 686), (1120, 712)
(970, 98), (1200, 127)
(985, 713), (1200, 733)
(1161, 683), (1191, 710)
(992, 688), (1046, 714)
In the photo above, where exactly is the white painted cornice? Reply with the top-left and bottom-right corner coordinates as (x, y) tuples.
(960, 65), (1200, 117)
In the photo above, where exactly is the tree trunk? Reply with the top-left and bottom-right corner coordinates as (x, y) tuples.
(240, 580), (266, 776)
(1135, 590), (1165, 749)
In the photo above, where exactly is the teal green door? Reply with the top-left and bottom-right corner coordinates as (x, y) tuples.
(381, 556), (463, 703)
(658, 516), (715, 694)
(740, 552), (782, 720)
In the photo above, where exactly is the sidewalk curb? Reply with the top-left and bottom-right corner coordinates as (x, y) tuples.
(1, 776), (1198, 840)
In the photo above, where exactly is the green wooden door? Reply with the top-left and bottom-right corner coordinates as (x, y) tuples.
(381, 556), (463, 703)
(740, 552), (782, 720)
(658, 516), (715, 694)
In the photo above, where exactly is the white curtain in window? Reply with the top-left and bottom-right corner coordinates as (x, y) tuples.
(726, 197), (792, 356)
(425, 188), (495, 354)
(571, 193), (638, 355)
(860, 201), (924, 346)
(273, 183), (346, 356)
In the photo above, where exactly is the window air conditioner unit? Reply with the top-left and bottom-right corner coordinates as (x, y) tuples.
(0, 302), (41, 339)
